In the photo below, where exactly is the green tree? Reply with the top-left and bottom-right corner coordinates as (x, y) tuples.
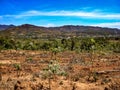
(61, 38), (68, 49)
(41, 42), (51, 51)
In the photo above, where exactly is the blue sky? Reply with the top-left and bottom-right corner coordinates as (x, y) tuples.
(0, 0), (120, 28)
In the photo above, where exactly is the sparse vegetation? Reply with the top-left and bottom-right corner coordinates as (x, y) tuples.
(42, 60), (67, 90)
(13, 63), (21, 77)
(0, 26), (120, 90)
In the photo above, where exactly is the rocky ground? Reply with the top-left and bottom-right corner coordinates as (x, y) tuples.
(0, 50), (120, 90)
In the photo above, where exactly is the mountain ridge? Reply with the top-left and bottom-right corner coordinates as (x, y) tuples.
(0, 24), (120, 38)
(0, 24), (15, 30)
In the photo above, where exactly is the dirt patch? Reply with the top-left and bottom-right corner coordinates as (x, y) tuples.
(0, 50), (120, 90)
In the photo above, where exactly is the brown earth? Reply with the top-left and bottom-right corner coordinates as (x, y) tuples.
(0, 50), (120, 90)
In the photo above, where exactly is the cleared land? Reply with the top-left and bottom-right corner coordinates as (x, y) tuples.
(0, 50), (120, 90)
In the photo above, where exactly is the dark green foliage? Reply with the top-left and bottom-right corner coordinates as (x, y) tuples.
(80, 38), (96, 52)
(0, 36), (119, 53)
(51, 40), (59, 48)
(23, 41), (37, 50)
(109, 41), (120, 53)
(0, 37), (15, 49)
(70, 38), (75, 51)
(41, 42), (51, 50)
(94, 37), (109, 48)
(13, 63), (21, 71)
(61, 38), (68, 50)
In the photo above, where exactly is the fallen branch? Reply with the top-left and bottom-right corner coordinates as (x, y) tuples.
(96, 70), (120, 74)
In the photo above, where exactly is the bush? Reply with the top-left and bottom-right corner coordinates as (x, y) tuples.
(109, 42), (120, 53)
(80, 38), (96, 52)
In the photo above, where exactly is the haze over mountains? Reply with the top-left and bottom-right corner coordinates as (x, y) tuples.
(0, 24), (120, 38)
(0, 24), (15, 30)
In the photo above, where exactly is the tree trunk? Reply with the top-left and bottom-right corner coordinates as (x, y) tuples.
(0, 72), (2, 81)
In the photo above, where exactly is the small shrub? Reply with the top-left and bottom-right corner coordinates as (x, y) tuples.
(41, 60), (67, 90)
(26, 57), (33, 62)
(13, 63), (21, 77)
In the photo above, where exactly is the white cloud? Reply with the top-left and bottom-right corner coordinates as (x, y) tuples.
(91, 22), (120, 29)
(45, 23), (55, 27)
(3, 10), (120, 20)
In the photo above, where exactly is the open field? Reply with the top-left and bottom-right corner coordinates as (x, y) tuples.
(0, 50), (120, 90)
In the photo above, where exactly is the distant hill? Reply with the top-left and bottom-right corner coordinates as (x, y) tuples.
(0, 24), (15, 31)
(0, 24), (120, 38)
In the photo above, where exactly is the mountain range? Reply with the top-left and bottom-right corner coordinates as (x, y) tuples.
(0, 24), (15, 31)
(0, 24), (120, 38)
